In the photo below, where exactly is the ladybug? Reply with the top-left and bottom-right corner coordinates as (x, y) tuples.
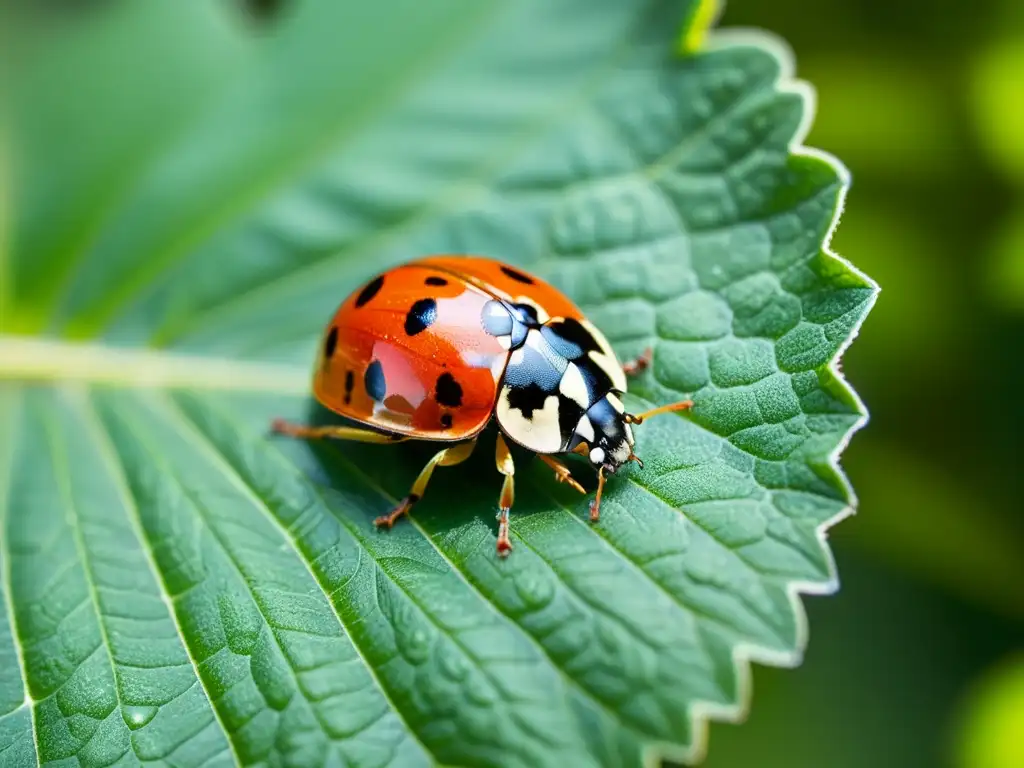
(271, 256), (692, 556)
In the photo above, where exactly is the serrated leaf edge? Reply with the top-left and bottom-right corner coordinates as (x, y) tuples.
(641, 27), (879, 768)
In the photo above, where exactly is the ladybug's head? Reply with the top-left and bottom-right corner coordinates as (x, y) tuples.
(572, 393), (639, 475)
(570, 393), (694, 475)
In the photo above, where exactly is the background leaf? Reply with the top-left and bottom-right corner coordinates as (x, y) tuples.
(0, 1), (873, 765)
(953, 654), (1024, 768)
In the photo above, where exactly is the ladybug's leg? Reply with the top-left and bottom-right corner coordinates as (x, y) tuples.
(375, 439), (478, 529)
(537, 454), (586, 494)
(621, 347), (653, 377)
(271, 419), (409, 444)
(494, 434), (516, 557)
(624, 399), (694, 424)
(589, 468), (606, 522)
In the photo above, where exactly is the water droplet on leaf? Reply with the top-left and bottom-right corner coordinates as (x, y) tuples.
(122, 705), (157, 730)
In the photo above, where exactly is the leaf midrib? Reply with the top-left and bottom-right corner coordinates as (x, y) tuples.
(0, 335), (308, 392)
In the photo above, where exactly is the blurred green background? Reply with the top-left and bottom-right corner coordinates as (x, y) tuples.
(701, 0), (1024, 766)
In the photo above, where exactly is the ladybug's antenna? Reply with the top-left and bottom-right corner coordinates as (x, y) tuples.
(625, 399), (694, 425)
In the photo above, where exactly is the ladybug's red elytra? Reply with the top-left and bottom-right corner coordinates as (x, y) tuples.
(272, 255), (692, 556)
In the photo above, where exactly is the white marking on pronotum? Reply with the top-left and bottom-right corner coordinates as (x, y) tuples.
(581, 318), (615, 356)
(574, 414), (595, 443)
(589, 350), (628, 392)
(606, 393), (625, 413)
(496, 389), (563, 453)
(559, 364), (590, 409)
(580, 319), (628, 391)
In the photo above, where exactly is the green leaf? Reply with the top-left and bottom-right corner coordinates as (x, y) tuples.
(0, 1), (875, 765)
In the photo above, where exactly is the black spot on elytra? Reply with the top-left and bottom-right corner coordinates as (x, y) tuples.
(405, 298), (437, 336)
(440, 413), (453, 429)
(506, 381), (550, 419)
(364, 360), (386, 402)
(501, 265), (535, 284)
(435, 372), (463, 407)
(355, 275), (385, 308)
(323, 326), (338, 359)
(425, 276), (448, 287)
(343, 370), (354, 404)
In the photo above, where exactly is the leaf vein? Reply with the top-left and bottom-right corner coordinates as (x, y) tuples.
(315, 441), (659, 745)
(75, 391), (241, 766)
(156, 393), (440, 766)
